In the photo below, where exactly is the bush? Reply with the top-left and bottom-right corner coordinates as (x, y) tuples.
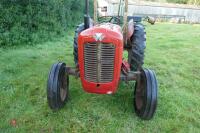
(0, 0), (92, 46)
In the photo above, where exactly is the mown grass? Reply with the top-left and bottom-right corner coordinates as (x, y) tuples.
(0, 23), (200, 132)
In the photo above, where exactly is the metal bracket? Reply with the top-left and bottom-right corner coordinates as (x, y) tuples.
(120, 71), (140, 81)
(65, 66), (79, 77)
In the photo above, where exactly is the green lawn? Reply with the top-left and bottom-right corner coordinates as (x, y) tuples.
(0, 23), (200, 132)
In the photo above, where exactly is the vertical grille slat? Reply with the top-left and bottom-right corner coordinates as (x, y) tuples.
(84, 43), (115, 83)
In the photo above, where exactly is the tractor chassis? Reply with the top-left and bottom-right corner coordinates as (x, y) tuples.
(46, 0), (158, 120)
(65, 66), (140, 82)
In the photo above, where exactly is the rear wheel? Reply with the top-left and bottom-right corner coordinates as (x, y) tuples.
(47, 62), (69, 110)
(134, 68), (158, 120)
(73, 23), (85, 65)
(128, 24), (146, 71)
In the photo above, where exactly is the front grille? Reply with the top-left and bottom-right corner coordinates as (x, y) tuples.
(84, 43), (115, 83)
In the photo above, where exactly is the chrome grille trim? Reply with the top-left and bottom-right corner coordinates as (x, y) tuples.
(84, 43), (115, 83)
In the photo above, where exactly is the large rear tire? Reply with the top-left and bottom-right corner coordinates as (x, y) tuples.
(73, 23), (85, 65)
(128, 24), (146, 71)
(47, 62), (69, 110)
(134, 68), (158, 120)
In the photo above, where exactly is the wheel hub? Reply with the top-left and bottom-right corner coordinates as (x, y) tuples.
(135, 72), (146, 110)
(60, 72), (67, 102)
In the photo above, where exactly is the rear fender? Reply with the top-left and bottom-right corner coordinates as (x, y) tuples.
(128, 19), (134, 39)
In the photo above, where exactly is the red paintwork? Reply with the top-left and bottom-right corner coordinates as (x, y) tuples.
(78, 23), (123, 94)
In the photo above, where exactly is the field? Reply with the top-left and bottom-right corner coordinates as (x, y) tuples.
(0, 23), (200, 132)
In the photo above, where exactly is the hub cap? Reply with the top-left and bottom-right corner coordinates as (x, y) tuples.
(60, 72), (67, 102)
(135, 72), (146, 110)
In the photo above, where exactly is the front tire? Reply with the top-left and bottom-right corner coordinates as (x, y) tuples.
(134, 68), (158, 120)
(47, 62), (69, 110)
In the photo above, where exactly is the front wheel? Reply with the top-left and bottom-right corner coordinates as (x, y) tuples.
(47, 62), (69, 110)
(134, 68), (158, 120)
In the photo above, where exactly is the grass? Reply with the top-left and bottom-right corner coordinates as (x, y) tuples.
(0, 23), (200, 132)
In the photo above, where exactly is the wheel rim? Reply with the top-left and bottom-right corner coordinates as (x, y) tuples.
(60, 71), (67, 102)
(135, 71), (146, 110)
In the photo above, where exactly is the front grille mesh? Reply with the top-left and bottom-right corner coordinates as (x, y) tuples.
(84, 43), (115, 83)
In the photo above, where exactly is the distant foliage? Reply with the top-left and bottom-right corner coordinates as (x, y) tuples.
(147, 0), (200, 5)
(188, 0), (200, 5)
(0, 0), (93, 46)
(167, 0), (189, 4)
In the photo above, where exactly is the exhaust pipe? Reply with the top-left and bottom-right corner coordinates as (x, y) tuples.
(84, 0), (90, 29)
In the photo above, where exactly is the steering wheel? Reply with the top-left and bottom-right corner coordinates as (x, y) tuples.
(98, 16), (121, 24)
(109, 16), (121, 24)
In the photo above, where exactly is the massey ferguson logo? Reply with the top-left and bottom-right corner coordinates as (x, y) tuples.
(93, 33), (104, 41)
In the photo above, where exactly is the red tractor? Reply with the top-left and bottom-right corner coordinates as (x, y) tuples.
(47, 0), (158, 120)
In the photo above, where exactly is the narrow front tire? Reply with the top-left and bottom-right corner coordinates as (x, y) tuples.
(134, 68), (158, 120)
(47, 62), (69, 110)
